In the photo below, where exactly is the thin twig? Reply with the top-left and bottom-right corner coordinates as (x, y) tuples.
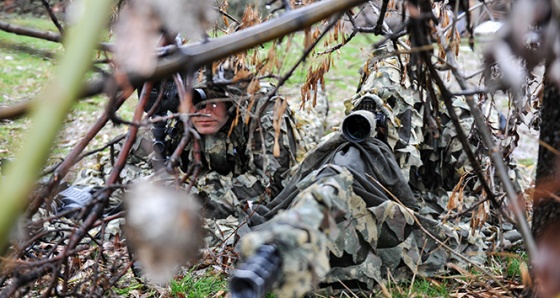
(373, 0), (390, 35)
(217, 8), (240, 24)
(440, 42), (537, 261)
(422, 45), (498, 208)
(317, 30), (357, 55)
(40, 0), (64, 34)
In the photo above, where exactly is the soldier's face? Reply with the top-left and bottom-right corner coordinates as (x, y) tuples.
(190, 101), (229, 135)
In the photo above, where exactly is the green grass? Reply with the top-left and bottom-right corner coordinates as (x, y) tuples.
(0, 14), (134, 162)
(506, 256), (522, 277)
(518, 158), (535, 167)
(112, 280), (148, 296)
(0, 15), (61, 91)
(385, 278), (450, 298)
(502, 251), (528, 278)
(0, 15), (61, 159)
(170, 270), (228, 298)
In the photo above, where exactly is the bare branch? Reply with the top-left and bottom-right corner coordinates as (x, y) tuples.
(41, 0), (64, 34)
(0, 20), (112, 51)
(82, 0), (369, 98)
(0, 101), (30, 120)
(0, 20), (61, 42)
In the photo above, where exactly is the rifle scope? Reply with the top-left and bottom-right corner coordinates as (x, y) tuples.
(341, 110), (377, 142)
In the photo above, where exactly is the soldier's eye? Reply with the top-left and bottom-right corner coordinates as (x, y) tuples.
(196, 103), (207, 111)
(196, 103), (218, 112)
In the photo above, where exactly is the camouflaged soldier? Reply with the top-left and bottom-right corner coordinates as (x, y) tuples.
(173, 83), (303, 219)
(235, 122), (486, 297)
(233, 47), (491, 297)
(345, 47), (474, 191)
(143, 60), (329, 219)
(346, 46), (512, 193)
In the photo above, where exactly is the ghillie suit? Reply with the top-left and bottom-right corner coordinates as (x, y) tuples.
(144, 74), (329, 219)
(232, 48), (519, 296)
(180, 84), (303, 218)
(237, 132), (488, 297)
(346, 46), (512, 193)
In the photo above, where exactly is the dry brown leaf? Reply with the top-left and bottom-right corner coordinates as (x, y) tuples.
(313, 27), (321, 41)
(447, 177), (463, 210)
(363, 60), (371, 78)
(263, 45), (277, 74)
(239, 4), (261, 30)
(520, 261), (532, 288)
(333, 20), (339, 41)
(244, 81), (259, 125)
(250, 49), (259, 65)
(447, 191), (458, 212)
(232, 67), (251, 83)
(222, 14), (229, 27)
(470, 201), (489, 231)
(272, 99), (287, 157)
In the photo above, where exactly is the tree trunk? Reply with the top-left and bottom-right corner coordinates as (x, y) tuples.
(532, 79), (560, 239)
(531, 77), (560, 298)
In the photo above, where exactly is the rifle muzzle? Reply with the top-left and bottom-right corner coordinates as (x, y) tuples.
(229, 244), (281, 298)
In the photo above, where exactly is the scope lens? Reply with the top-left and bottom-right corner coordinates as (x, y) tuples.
(342, 110), (376, 143)
(342, 113), (374, 142)
(153, 141), (166, 154)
